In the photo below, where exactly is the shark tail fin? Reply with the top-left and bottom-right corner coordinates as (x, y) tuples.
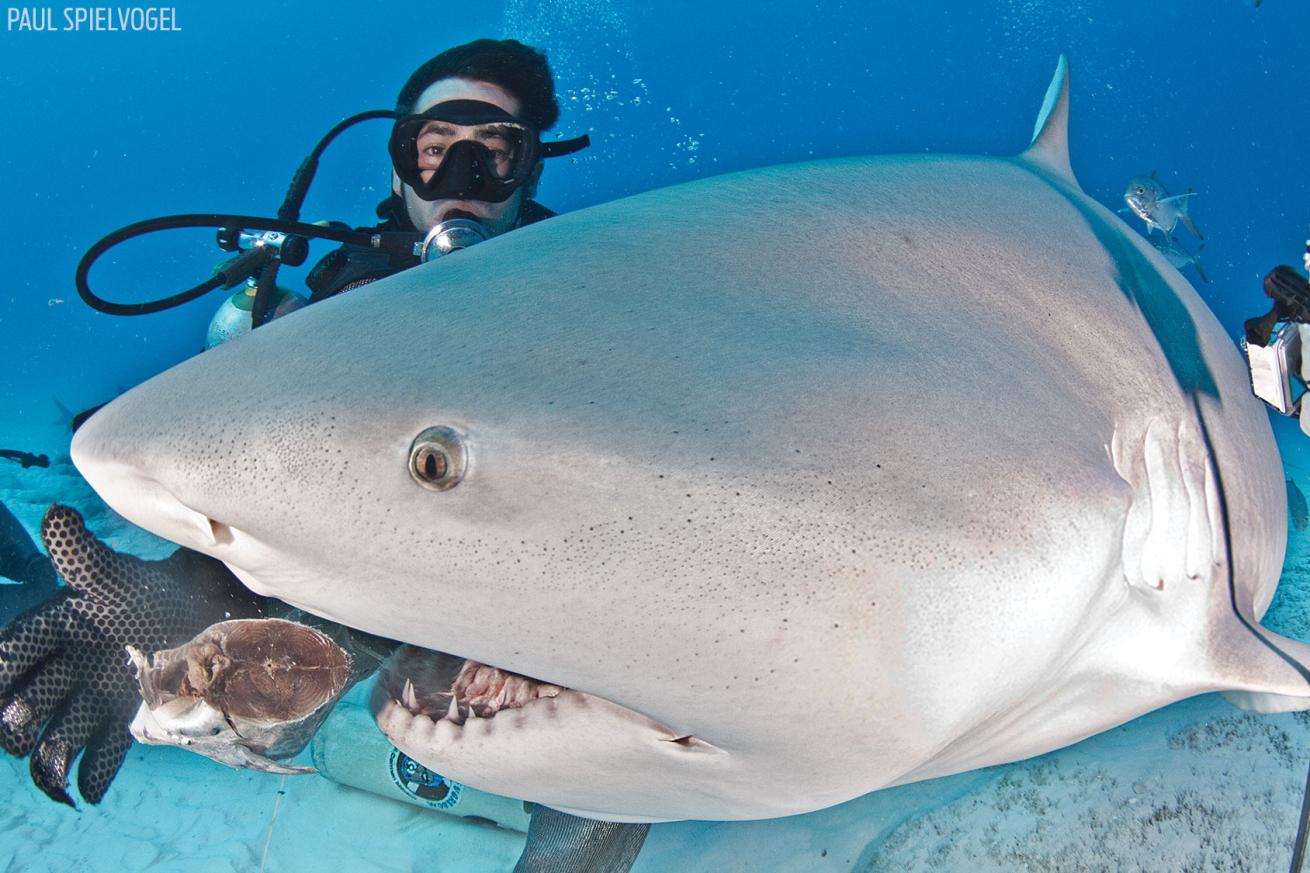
(1021, 54), (1080, 190)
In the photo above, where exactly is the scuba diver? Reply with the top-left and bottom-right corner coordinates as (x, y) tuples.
(307, 39), (579, 302)
(0, 451), (55, 624)
(0, 502), (57, 625)
(1243, 241), (1310, 427)
(0, 450), (49, 469)
(0, 38), (650, 873)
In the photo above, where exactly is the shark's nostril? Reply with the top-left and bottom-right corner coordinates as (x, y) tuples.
(209, 518), (233, 545)
(143, 488), (219, 548)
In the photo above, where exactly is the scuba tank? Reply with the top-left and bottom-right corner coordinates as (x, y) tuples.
(202, 219), (485, 348)
(206, 277), (307, 349)
(309, 682), (533, 832)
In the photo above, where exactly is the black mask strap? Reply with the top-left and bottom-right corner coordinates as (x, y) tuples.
(541, 134), (591, 158)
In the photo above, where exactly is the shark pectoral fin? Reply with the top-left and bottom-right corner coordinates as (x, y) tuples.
(1224, 687), (1310, 714)
(1020, 54), (1080, 189)
(1219, 627), (1310, 713)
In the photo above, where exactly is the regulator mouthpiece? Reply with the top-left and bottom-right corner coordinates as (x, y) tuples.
(416, 218), (491, 262)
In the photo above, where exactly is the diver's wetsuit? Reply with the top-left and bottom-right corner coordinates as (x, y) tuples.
(305, 198), (557, 301)
(0, 501), (57, 625)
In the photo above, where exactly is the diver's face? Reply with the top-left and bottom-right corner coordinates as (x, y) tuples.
(394, 77), (540, 237)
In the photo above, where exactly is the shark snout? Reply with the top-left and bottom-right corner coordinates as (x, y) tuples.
(70, 399), (230, 553)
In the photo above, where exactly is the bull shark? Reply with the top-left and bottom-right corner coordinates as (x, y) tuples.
(70, 57), (1310, 825)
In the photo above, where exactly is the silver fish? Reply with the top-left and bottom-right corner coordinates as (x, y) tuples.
(1148, 235), (1211, 284)
(1124, 172), (1204, 239)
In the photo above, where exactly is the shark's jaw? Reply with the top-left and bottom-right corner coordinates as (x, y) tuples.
(372, 643), (724, 823)
(374, 643), (712, 746)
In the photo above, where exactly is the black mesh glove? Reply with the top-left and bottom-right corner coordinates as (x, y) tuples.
(0, 504), (265, 805)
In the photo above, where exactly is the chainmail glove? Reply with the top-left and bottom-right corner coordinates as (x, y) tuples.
(0, 504), (265, 805)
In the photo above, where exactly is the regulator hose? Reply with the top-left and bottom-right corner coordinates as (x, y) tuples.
(75, 213), (420, 316)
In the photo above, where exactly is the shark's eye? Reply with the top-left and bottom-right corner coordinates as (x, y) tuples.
(408, 426), (467, 491)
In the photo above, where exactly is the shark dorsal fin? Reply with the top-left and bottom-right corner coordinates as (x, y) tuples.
(1021, 54), (1079, 189)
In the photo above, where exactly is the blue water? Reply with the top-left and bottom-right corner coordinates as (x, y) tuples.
(3, 0), (1307, 422)
(4, 1), (1310, 870)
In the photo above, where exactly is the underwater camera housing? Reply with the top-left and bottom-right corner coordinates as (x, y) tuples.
(1243, 251), (1310, 422)
(1244, 321), (1303, 416)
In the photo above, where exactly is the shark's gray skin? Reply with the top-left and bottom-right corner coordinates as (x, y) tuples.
(70, 58), (1310, 824)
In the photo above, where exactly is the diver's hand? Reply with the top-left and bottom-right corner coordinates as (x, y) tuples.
(0, 504), (265, 805)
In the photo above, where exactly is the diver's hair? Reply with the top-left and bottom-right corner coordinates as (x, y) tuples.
(396, 39), (561, 131)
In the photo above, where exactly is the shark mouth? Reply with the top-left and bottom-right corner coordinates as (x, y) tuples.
(375, 643), (725, 824)
(176, 521), (718, 753)
(374, 643), (720, 756)
(221, 544), (702, 740)
(377, 645), (565, 724)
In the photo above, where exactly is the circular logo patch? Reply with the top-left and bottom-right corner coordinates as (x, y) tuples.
(388, 748), (463, 810)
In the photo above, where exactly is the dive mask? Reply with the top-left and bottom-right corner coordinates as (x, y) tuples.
(389, 99), (589, 203)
